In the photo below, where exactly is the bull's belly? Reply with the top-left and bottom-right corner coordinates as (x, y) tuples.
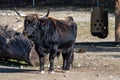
(57, 49), (63, 52)
(44, 40), (74, 53)
(58, 41), (73, 48)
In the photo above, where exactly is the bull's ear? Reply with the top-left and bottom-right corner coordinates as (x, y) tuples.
(33, 14), (38, 19)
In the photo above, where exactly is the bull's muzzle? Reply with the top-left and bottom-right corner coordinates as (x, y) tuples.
(23, 31), (31, 37)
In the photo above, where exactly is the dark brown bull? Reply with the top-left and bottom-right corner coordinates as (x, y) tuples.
(14, 8), (77, 73)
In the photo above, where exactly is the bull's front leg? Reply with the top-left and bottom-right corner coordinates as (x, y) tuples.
(49, 45), (58, 74)
(36, 46), (45, 74)
(39, 55), (45, 73)
(35, 44), (47, 74)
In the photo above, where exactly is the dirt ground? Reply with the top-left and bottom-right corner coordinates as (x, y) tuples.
(0, 52), (120, 80)
(0, 8), (120, 80)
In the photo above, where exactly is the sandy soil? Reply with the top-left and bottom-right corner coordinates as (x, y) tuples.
(0, 65), (120, 80)
(0, 8), (120, 80)
(0, 51), (120, 80)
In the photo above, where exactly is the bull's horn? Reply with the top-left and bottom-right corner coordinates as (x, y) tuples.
(44, 9), (49, 17)
(14, 7), (26, 17)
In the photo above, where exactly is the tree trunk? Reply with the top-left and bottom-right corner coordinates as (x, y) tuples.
(115, 0), (120, 42)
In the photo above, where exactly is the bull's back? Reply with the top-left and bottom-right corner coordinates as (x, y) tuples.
(52, 18), (77, 48)
(50, 17), (77, 45)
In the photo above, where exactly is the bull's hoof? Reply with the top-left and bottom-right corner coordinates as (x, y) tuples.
(39, 71), (45, 74)
(48, 70), (54, 74)
(62, 70), (69, 73)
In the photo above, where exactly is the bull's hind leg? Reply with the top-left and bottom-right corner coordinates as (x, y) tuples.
(62, 52), (72, 71)
(62, 48), (74, 72)
(70, 52), (74, 67)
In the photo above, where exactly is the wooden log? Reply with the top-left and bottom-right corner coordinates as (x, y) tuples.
(0, 26), (39, 66)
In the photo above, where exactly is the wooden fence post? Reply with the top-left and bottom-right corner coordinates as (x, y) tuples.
(115, 0), (120, 42)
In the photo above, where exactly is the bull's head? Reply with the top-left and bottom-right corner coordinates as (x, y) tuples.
(23, 14), (39, 37)
(14, 8), (40, 37)
(14, 8), (50, 38)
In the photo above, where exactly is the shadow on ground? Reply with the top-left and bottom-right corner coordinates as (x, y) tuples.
(75, 41), (120, 52)
(0, 67), (38, 73)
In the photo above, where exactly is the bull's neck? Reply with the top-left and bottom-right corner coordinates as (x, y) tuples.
(48, 18), (56, 35)
(36, 29), (47, 44)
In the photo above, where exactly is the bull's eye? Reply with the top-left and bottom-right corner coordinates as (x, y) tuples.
(26, 20), (31, 24)
(41, 21), (46, 26)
